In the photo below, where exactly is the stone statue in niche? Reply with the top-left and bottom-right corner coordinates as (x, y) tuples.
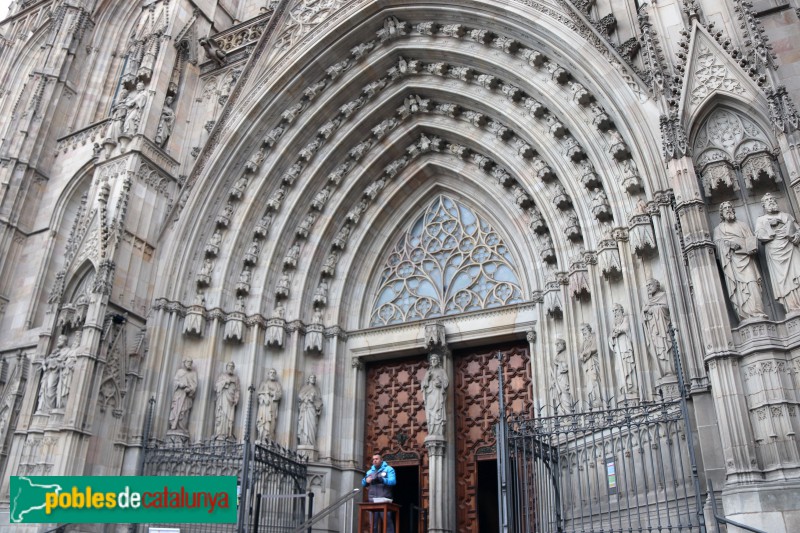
(609, 304), (637, 398)
(714, 202), (767, 321)
(422, 353), (449, 436)
(123, 81), (149, 135)
(168, 357), (198, 436)
(579, 323), (602, 409)
(755, 193), (800, 314)
(551, 339), (573, 414)
(155, 95), (175, 148)
(58, 331), (81, 409)
(642, 279), (676, 379)
(257, 369), (282, 443)
(297, 374), (322, 447)
(265, 304), (286, 347)
(37, 334), (69, 413)
(106, 88), (129, 144)
(213, 362), (240, 439)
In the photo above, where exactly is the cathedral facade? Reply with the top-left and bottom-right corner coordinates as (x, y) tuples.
(1, 0), (800, 531)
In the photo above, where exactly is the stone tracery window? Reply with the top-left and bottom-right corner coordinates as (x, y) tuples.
(369, 195), (524, 326)
(693, 107), (779, 196)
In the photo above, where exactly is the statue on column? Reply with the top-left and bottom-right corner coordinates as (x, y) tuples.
(256, 368), (283, 443)
(168, 357), (198, 436)
(755, 193), (800, 314)
(213, 362), (240, 439)
(422, 352), (449, 436)
(551, 339), (573, 414)
(609, 304), (637, 398)
(297, 374), (322, 447)
(579, 323), (602, 409)
(714, 201), (767, 320)
(642, 278), (676, 379)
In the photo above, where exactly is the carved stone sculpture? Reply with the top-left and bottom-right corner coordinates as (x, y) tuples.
(123, 81), (148, 135)
(714, 202), (766, 320)
(304, 310), (324, 353)
(422, 353), (449, 436)
(275, 273), (290, 299)
(223, 297), (246, 342)
(37, 334), (68, 413)
(265, 304), (286, 347)
(642, 279), (675, 379)
(205, 229), (223, 257)
(579, 323), (602, 409)
(184, 292), (206, 335)
(283, 243), (301, 268)
(296, 213), (317, 239)
(332, 225), (351, 249)
(257, 369), (282, 443)
(313, 280), (328, 307)
(609, 304), (637, 398)
(755, 193), (800, 314)
(213, 362), (240, 439)
(106, 88), (129, 145)
(297, 374), (322, 447)
(168, 358), (198, 436)
(155, 95), (175, 148)
(551, 339), (573, 414)
(321, 251), (339, 277)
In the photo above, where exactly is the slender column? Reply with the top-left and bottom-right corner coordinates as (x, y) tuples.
(422, 322), (452, 533)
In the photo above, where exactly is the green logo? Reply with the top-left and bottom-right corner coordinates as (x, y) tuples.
(10, 476), (237, 524)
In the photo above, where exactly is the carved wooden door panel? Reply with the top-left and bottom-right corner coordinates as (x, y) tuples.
(455, 344), (532, 533)
(364, 357), (429, 513)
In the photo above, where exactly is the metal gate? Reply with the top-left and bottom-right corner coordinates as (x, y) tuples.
(496, 336), (706, 533)
(139, 391), (308, 532)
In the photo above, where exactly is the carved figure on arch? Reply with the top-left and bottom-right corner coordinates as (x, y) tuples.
(755, 193), (800, 314)
(213, 362), (240, 439)
(257, 369), (282, 443)
(714, 202), (766, 321)
(168, 357), (198, 436)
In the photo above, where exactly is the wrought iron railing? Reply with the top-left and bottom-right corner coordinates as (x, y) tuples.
(708, 480), (767, 533)
(290, 488), (360, 533)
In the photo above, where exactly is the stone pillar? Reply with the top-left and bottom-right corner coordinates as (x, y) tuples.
(425, 436), (448, 533)
(669, 156), (761, 483)
(422, 322), (452, 533)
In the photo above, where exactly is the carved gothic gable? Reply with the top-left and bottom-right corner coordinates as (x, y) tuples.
(679, 22), (766, 126)
(369, 195), (524, 326)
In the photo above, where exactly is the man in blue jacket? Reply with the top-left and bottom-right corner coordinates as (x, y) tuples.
(362, 452), (397, 533)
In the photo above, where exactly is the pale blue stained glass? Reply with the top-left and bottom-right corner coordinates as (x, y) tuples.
(370, 195), (524, 326)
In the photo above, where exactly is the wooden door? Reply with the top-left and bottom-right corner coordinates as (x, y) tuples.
(454, 344), (532, 533)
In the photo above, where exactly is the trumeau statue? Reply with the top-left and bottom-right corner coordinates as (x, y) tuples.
(297, 374), (322, 447)
(642, 278), (676, 379)
(551, 339), (573, 414)
(213, 362), (240, 439)
(714, 201), (767, 320)
(256, 368), (282, 443)
(755, 193), (800, 314)
(168, 357), (198, 436)
(609, 304), (637, 397)
(422, 353), (449, 437)
(579, 323), (602, 409)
